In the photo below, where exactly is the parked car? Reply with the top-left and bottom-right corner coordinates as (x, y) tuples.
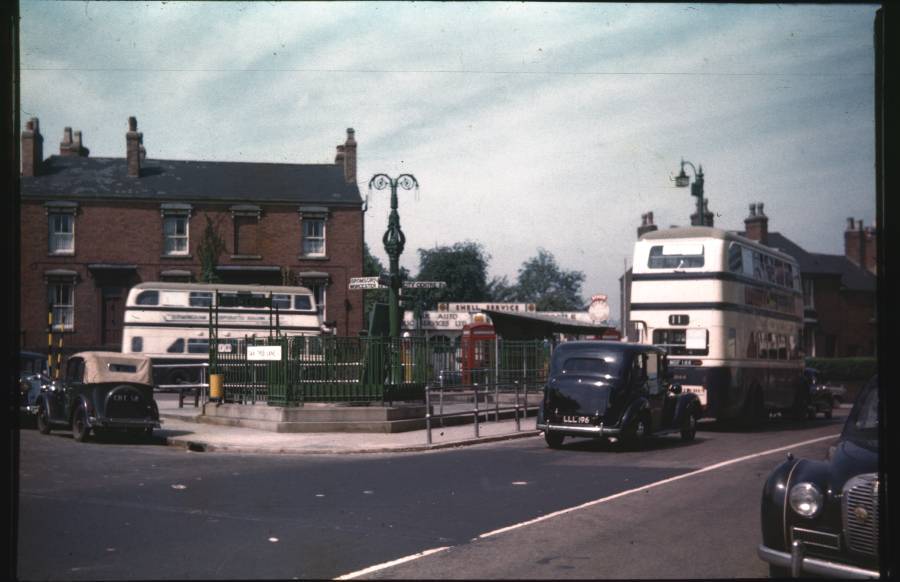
(34, 351), (160, 442)
(803, 367), (835, 419)
(537, 341), (702, 449)
(757, 375), (880, 578)
(19, 351), (51, 420)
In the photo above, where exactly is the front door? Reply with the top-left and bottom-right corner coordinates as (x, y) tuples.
(101, 287), (124, 347)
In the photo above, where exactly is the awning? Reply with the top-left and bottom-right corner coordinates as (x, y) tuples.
(482, 309), (619, 340)
(297, 270), (329, 279)
(160, 269), (193, 277)
(88, 263), (138, 271)
(44, 268), (79, 280)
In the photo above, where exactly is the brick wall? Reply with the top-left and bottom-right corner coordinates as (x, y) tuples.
(809, 276), (876, 357)
(20, 199), (364, 352)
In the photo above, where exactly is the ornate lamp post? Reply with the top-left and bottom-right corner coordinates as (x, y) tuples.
(368, 173), (419, 342)
(673, 159), (708, 226)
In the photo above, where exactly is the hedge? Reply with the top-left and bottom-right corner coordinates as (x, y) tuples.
(804, 357), (877, 381)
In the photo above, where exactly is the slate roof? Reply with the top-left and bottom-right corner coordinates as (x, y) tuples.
(20, 155), (362, 206)
(738, 231), (875, 293)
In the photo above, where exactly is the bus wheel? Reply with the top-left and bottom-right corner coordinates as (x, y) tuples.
(544, 430), (564, 449)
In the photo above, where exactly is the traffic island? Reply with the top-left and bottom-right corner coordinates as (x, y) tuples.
(198, 402), (430, 433)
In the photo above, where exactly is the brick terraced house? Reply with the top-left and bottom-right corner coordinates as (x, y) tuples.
(19, 117), (366, 353)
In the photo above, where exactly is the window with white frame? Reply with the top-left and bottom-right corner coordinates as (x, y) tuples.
(48, 281), (75, 331)
(163, 215), (189, 255)
(49, 213), (75, 254)
(302, 218), (326, 256)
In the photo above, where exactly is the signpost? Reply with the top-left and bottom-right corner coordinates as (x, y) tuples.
(348, 276), (446, 290)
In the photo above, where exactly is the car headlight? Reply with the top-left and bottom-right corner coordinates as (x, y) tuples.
(789, 482), (824, 517)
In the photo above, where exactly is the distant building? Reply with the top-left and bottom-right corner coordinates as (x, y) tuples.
(20, 117), (366, 353)
(619, 205), (876, 358)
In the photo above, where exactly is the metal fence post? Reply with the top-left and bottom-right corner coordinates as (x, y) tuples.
(438, 370), (445, 428)
(425, 383), (432, 445)
(514, 380), (520, 432)
(494, 338), (500, 422)
(473, 382), (480, 438)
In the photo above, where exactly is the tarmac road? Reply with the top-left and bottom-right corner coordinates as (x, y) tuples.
(15, 411), (846, 580)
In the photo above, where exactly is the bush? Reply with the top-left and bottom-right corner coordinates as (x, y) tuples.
(804, 357), (877, 381)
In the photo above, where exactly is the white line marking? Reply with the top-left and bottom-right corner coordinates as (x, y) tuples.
(332, 433), (838, 579)
(334, 546), (451, 580)
(479, 433), (839, 539)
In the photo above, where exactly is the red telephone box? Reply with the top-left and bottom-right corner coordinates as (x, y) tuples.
(460, 322), (496, 384)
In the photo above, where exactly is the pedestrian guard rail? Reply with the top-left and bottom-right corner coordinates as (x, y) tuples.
(205, 335), (551, 406)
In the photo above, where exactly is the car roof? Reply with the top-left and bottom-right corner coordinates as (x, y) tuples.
(69, 351), (154, 385)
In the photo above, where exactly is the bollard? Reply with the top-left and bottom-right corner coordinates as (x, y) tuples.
(209, 373), (224, 402)
(473, 382), (480, 439)
(425, 384), (432, 445)
(514, 380), (520, 432)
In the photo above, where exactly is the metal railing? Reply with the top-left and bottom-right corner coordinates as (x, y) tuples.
(423, 367), (545, 444)
(152, 363), (209, 408)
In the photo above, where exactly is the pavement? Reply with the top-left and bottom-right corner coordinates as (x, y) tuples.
(154, 393), (541, 455)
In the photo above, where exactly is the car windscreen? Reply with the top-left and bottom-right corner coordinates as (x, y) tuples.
(558, 354), (623, 378)
(842, 378), (878, 450)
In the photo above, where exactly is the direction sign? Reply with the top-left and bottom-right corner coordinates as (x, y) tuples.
(403, 281), (447, 289)
(349, 277), (385, 290)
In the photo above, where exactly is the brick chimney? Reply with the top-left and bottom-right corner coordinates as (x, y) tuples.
(637, 211), (658, 238)
(744, 201), (768, 244)
(844, 218), (876, 273)
(59, 127), (89, 157)
(337, 128), (356, 184)
(126, 116), (143, 178)
(21, 117), (43, 177)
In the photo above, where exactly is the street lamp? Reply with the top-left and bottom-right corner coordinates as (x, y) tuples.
(368, 173), (419, 344)
(673, 159), (708, 226)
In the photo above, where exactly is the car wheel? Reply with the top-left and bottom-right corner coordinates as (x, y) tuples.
(145, 427), (154, 440)
(680, 408), (697, 442)
(36, 405), (51, 435)
(544, 430), (564, 449)
(72, 407), (90, 443)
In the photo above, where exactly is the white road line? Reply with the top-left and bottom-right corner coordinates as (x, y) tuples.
(334, 546), (451, 580)
(333, 433), (838, 580)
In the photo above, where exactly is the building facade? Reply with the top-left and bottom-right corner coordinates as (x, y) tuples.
(620, 205), (877, 358)
(20, 117), (366, 354)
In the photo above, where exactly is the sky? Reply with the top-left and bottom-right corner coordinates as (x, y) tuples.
(19, 2), (879, 321)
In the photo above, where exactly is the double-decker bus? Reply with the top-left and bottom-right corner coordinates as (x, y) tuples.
(629, 226), (805, 424)
(122, 282), (326, 386)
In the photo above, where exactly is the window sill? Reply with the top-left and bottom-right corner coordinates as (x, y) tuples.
(298, 255), (329, 261)
(231, 254), (262, 260)
(161, 254), (194, 260)
(48, 252), (75, 257)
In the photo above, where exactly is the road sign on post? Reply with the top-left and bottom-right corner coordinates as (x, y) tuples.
(402, 281), (446, 289)
(349, 277), (386, 290)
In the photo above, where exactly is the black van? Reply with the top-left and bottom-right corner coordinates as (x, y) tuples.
(537, 341), (702, 449)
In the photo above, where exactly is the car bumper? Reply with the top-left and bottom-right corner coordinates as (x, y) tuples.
(757, 542), (879, 579)
(537, 422), (621, 436)
(89, 417), (160, 429)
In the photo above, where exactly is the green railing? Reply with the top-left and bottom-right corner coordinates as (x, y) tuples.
(209, 335), (550, 406)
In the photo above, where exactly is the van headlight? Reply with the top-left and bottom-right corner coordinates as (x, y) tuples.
(789, 482), (823, 517)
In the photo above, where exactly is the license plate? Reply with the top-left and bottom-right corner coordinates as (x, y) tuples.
(682, 385), (707, 406)
(562, 415), (592, 424)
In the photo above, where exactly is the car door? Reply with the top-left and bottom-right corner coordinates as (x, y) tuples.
(61, 357), (85, 420)
(644, 351), (666, 431)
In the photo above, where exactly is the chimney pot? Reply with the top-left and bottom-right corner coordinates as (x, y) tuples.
(126, 116), (143, 178)
(757, 202), (765, 216)
(749, 203), (757, 217)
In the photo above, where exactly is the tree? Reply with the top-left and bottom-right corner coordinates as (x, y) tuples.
(512, 248), (585, 311)
(415, 241), (492, 309)
(197, 215), (226, 283)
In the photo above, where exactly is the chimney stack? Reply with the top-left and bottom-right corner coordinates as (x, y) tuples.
(59, 127), (90, 157)
(844, 217), (876, 273)
(637, 211), (658, 239)
(744, 201), (769, 244)
(339, 128), (356, 184)
(126, 116), (143, 178)
(21, 117), (43, 177)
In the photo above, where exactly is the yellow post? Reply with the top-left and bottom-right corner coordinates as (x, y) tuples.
(47, 310), (54, 378)
(209, 373), (224, 401)
(55, 334), (63, 379)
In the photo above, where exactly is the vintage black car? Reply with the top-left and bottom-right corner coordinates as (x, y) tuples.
(19, 350), (51, 418)
(34, 351), (160, 442)
(803, 367), (835, 420)
(758, 375), (880, 578)
(537, 341), (702, 449)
